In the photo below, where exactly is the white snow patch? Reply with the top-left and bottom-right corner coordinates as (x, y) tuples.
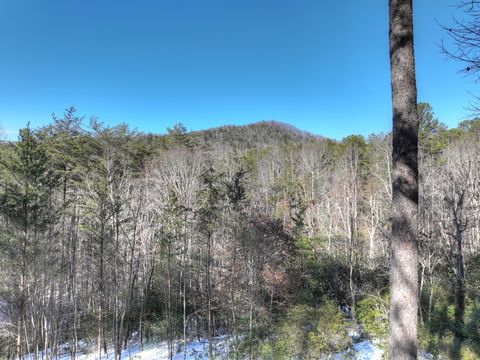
(351, 340), (384, 360)
(24, 336), (232, 360)
(25, 335), (430, 360)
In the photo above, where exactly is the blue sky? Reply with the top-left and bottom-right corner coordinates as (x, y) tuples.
(0, 1), (476, 140)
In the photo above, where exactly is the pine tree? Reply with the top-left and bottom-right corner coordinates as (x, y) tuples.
(388, 0), (419, 358)
(0, 127), (57, 359)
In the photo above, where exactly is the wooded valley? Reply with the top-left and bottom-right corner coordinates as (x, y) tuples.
(0, 105), (479, 359)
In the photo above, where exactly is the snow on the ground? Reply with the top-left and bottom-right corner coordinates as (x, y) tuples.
(172, 336), (231, 360)
(24, 335), (232, 360)
(25, 336), (431, 359)
(351, 340), (384, 360)
(26, 338), (382, 360)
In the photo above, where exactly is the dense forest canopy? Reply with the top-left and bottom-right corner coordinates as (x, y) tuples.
(0, 105), (479, 359)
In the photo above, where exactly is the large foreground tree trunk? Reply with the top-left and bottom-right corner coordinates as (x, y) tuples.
(388, 0), (419, 359)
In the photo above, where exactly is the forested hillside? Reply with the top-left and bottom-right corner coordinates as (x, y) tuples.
(1, 105), (479, 359)
(190, 121), (321, 150)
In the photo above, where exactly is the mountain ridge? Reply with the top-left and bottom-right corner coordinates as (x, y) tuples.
(189, 120), (324, 149)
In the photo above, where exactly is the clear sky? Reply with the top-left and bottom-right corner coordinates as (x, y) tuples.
(0, 0), (476, 140)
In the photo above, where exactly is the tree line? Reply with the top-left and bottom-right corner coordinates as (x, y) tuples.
(0, 104), (479, 359)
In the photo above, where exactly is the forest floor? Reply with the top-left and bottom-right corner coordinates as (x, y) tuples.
(24, 335), (387, 359)
(24, 335), (231, 360)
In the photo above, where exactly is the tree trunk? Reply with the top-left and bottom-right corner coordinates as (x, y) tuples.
(388, 0), (419, 359)
(452, 219), (465, 358)
(182, 248), (187, 360)
(167, 239), (173, 360)
(114, 211), (121, 360)
(98, 218), (105, 360)
(230, 236), (238, 360)
(419, 264), (425, 325)
(206, 231), (214, 360)
(349, 213), (356, 318)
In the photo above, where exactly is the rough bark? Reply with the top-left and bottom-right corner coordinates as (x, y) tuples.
(388, 0), (419, 359)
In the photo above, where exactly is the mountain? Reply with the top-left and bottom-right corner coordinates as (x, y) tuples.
(190, 120), (323, 149)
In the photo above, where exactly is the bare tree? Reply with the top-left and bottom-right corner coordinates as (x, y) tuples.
(437, 140), (476, 357)
(441, 1), (480, 112)
(441, 1), (480, 77)
(332, 137), (365, 318)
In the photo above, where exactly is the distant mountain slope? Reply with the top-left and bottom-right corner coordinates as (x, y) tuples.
(190, 120), (322, 149)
